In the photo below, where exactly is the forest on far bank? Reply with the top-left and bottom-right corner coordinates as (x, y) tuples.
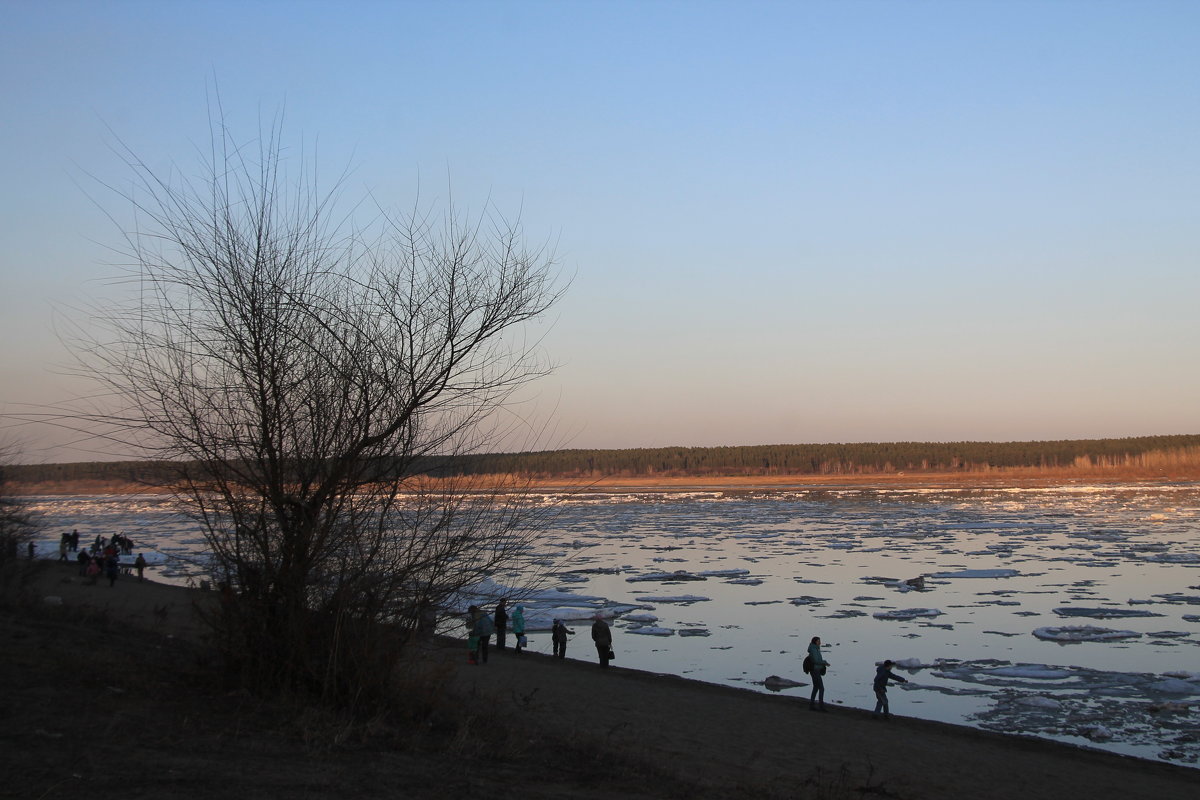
(8, 434), (1200, 486)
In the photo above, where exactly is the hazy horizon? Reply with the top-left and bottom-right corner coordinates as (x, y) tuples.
(2, 1), (1197, 462)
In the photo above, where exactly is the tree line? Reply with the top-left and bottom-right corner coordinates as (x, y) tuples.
(12, 434), (1200, 484)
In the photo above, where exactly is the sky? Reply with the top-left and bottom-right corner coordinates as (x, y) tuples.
(1, 0), (1197, 462)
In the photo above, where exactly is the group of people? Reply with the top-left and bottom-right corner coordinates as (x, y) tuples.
(65, 531), (148, 587)
(806, 635), (909, 719)
(465, 600), (615, 668)
(460, 607), (905, 715)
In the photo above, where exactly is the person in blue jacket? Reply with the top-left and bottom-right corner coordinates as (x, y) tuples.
(807, 636), (829, 711)
(873, 659), (909, 719)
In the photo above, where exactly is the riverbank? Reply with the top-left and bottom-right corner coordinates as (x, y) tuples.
(4, 561), (1197, 799)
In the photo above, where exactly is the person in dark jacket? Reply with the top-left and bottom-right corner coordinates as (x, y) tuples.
(494, 599), (509, 650)
(873, 660), (908, 720)
(591, 614), (612, 668)
(104, 555), (120, 587)
(807, 636), (829, 711)
(551, 619), (575, 658)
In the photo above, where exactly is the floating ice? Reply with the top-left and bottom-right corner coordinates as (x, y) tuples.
(789, 596), (830, 606)
(889, 658), (934, 670)
(1145, 553), (1200, 564)
(931, 569), (1019, 579)
(726, 578), (763, 586)
(623, 613), (659, 624)
(1015, 695), (1062, 710)
(626, 571), (706, 583)
(1053, 607), (1164, 619)
(633, 594), (711, 604)
(678, 628), (711, 637)
(1085, 725), (1114, 741)
(1146, 678), (1200, 695)
(697, 568), (750, 577)
(627, 626), (675, 636)
(873, 608), (945, 621)
(986, 665), (1072, 680)
(1032, 626), (1142, 642)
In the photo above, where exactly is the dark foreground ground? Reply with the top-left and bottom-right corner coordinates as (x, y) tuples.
(3, 562), (1198, 799)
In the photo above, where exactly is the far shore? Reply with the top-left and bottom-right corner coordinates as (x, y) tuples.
(10, 466), (1200, 497)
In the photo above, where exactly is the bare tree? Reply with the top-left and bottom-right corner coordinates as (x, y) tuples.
(76, 116), (563, 703)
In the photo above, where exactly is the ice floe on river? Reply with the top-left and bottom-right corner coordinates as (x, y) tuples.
(873, 608), (945, 621)
(1032, 625), (1143, 642)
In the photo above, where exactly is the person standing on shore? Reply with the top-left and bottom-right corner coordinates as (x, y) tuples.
(807, 636), (829, 711)
(494, 599), (509, 651)
(872, 659), (909, 720)
(134, 553), (147, 581)
(551, 619), (574, 658)
(472, 606), (495, 664)
(591, 614), (613, 668)
(511, 604), (526, 654)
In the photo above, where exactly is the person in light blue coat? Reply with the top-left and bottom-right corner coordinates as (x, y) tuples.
(807, 636), (829, 711)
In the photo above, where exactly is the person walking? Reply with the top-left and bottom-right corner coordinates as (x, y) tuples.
(551, 619), (575, 659)
(591, 614), (613, 668)
(511, 604), (526, 654)
(494, 599), (509, 651)
(872, 659), (909, 720)
(807, 636), (829, 711)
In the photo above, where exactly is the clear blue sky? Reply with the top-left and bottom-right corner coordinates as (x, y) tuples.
(1, 0), (1197, 461)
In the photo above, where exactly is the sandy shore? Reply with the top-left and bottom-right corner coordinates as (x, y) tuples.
(11, 561), (1198, 799)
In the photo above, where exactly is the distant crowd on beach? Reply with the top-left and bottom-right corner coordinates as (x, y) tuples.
(43, 529), (148, 587)
(465, 599), (615, 668)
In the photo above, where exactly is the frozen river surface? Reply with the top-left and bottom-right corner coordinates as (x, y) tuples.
(25, 483), (1200, 766)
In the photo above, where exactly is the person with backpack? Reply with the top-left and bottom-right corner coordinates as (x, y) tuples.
(804, 635), (829, 712)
